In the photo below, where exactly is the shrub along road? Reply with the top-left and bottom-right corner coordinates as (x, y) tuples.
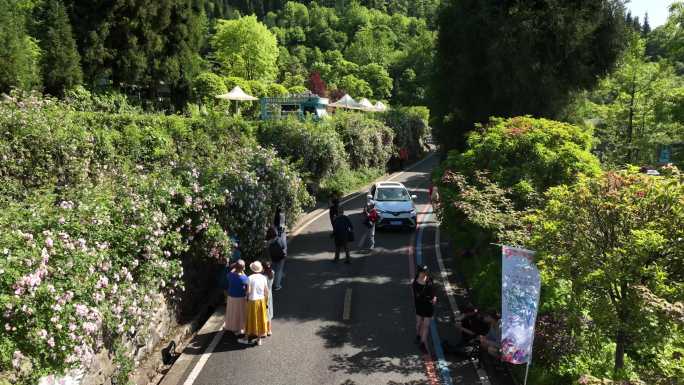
(160, 155), (489, 385)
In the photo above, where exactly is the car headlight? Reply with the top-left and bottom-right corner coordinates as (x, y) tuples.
(410, 208), (417, 216)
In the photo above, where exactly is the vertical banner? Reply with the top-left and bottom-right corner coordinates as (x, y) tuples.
(501, 245), (541, 364)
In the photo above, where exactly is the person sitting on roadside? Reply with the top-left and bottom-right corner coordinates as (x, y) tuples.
(458, 305), (490, 344)
(441, 304), (490, 356)
(479, 312), (502, 358)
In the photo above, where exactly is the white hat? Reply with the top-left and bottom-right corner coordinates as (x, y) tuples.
(249, 261), (263, 273)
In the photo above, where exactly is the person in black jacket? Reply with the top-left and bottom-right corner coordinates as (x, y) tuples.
(328, 197), (340, 227)
(413, 265), (437, 354)
(331, 206), (353, 264)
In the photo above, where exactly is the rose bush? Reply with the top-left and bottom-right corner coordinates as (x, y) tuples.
(256, 117), (348, 187)
(329, 112), (394, 170)
(0, 93), (311, 383)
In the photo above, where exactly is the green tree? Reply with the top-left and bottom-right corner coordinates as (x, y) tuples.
(431, 0), (628, 151)
(390, 29), (434, 105)
(35, 0), (82, 95)
(345, 24), (396, 67)
(266, 82), (288, 96)
(529, 170), (684, 380)
(337, 74), (372, 98)
(443, 116), (602, 208)
(192, 72), (227, 104)
(65, 0), (206, 106)
(212, 15), (279, 81)
(579, 35), (684, 166)
(0, 0), (41, 91)
(280, 1), (309, 28)
(359, 63), (392, 100)
(645, 3), (684, 68)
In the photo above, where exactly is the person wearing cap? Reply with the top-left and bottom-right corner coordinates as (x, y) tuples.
(241, 261), (270, 346)
(413, 265), (437, 354)
(224, 259), (248, 336)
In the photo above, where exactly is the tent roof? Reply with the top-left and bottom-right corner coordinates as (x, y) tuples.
(329, 94), (358, 109)
(373, 101), (388, 112)
(216, 86), (258, 101)
(357, 98), (374, 111)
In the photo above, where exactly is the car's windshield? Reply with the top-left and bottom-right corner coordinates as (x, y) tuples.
(376, 187), (410, 202)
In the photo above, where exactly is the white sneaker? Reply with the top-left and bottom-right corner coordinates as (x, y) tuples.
(237, 338), (249, 344)
(256, 338), (263, 346)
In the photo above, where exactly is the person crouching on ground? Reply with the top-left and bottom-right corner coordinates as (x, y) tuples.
(331, 206), (354, 264)
(224, 259), (248, 337)
(413, 265), (437, 354)
(240, 261), (270, 346)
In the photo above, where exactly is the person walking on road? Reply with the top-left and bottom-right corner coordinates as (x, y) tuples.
(224, 259), (248, 336)
(367, 202), (378, 249)
(399, 147), (409, 170)
(273, 206), (288, 256)
(267, 227), (286, 291)
(262, 262), (274, 336)
(332, 207), (353, 264)
(413, 265), (437, 354)
(329, 197), (340, 227)
(241, 261), (270, 346)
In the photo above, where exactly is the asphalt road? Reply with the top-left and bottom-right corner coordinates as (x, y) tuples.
(161, 155), (489, 385)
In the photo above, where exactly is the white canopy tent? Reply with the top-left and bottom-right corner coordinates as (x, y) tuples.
(357, 98), (375, 111)
(329, 94), (358, 109)
(216, 86), (258, 115)
(373, 101), (388, 112)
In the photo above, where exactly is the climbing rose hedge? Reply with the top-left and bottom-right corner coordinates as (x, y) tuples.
(0, 93), (312, 384)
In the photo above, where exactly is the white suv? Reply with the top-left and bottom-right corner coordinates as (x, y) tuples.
(366, 182), (418, 230)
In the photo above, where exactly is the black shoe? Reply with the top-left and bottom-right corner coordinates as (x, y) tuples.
(344, 259), (351, 264)
(333, 259), (339, 263)
(414, 335), (421, 344)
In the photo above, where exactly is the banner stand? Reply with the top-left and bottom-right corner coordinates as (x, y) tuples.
(524, 362), (530, 385)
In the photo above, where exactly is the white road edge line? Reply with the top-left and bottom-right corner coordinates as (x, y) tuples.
(181, 330), (224, 385)
(434, 225), (491, 385)
(343, 288), (353, 321)
(434, 228), (460, 322)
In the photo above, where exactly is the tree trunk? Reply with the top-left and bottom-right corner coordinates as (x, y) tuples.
(626, 72), (636, 164)
(614, 329), (626, 374)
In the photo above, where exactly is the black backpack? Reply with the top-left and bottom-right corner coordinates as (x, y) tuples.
(269, 239), (285, 262)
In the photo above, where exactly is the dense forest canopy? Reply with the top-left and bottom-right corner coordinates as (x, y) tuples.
(0, 0), (438, 109)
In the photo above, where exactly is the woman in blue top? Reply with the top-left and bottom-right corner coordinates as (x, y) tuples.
(224, 259), (249, 336)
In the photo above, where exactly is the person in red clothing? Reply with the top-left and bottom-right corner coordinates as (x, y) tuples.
(399, 147), (409, 169)
(367, 202), (378, 249)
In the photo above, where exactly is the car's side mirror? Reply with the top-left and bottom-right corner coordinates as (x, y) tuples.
(411, 194), (418, 200)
